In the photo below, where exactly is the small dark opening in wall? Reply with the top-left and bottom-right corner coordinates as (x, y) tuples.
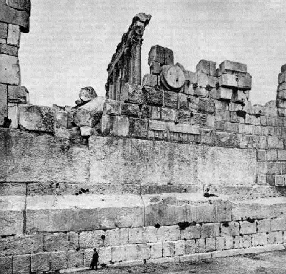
(154, 223), (160, 229)
(178, 221), (191, 230)
(246, 217), (255, 223)
(101, 235), (106, 240)
(222, 222), (229, 227)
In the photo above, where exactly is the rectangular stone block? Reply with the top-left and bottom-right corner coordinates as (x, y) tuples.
(252, 233), (267, 247)
(268, 231), (283, 244)
(0, 256), (12, 274)
(13, 254), (31, 274)
(150, 61), (161, 75)
(0, 22), (8, 39)
(49, 251), (67, 271)
(194, 87), (208, 97)
(19, 105), (55, 133)
(224, 236), (234, 250)
(175, 240), (185, 256)
(31, 252), (50, 272)
(212, 87), (232, 100)
(238, 73), (252, 90)
(278, 150), (286, 161)
(112, 115), (129, 136)
(106, 228), (129, 246)
(0, 84), (7, 125)
(271, 217), (286, 231)
(279, 72), (286, 84)
(103, 99), (121, 115)
(185, 239), (196, 254)
(128, 117), (148, 138)
(167, 123), (200, 135)
(219, 73), (237, 88)
(232, 90), (248, 103)
(195, 238), (206, 253)
(196, 60), (216, 76)
(67, 250), (84, 268)
(161, 107), (177, 121)
(275, 175), (286, 186)
(205, 237), (216, 252)
(149, 119), (167, 131)
(178, 93), (188, 110)
(241, 235), (252, 248)
(111, 245), (126, 262)
(144, 86), (163, 106)
(157, 226), (180, 242)
(128, 227), (145, 244)
(221, 221), (239, 236)
(201, 223), (220, 238)
(0, 43), (18, 56)
(163, 241), (175, 257)
(8, 86), (29, 104)
(149, 242), (163, 259)
(257, 219), (271, 233)
(121, 103), (140, 117)
(164, 90), (178, 109)
(219, 60), (247, 73)
(120, 84), (144, 104)
(7, 24), (20, 47)
(44, 232), (78, 252)
(180, 224), (201, 240)
(148, 45), (174, 66)
(143, 226), (158, 243)
(0, 54), (20, 85)
(142, 74), (158, 87)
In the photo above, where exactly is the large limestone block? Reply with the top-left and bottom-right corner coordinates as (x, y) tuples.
(8, 85), (29, 104)
(232, 197), (286, 221)
(26, 194), (144, 233)
(7, 24), (20, 47)
(19, 105), (55, 132)
(0, 129), (89, 183)
(143, 193), (232, 226)
(219, 60), (247, 73)
(0, 195), (25, 236)
(0, 54), (20, 85)
(0, 0), (30, 32)
(197, 146), (257, 187)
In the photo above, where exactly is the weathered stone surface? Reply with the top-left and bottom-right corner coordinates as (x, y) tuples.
(0, 195), (25, 236)
(13, 254), (30, 274)
(31, 252), (49, 272)
(0, 0), (30, 32)
(7, 24), (20, 46)
(219, 60), (247, 73)
(120, 84), (144, 104)
(0, 256), (12, 274)
(144, 86), (163, 106)
(0, 43), (18, 56)
(0, 84), (7, 125)
(8, 85), (29, 103)
(26, 194), (144, 233)
(50, 251), (67, 271)
(79, 86), (97, 102)
(196, 60), (216, 76)
(0, 129), (89, 183)
(148, 45), (174, 66)
(0, 22), (8, 38)
(18, 105), (55, 132)
(0, 54), (20, 85)
(6, 0), (31, 13)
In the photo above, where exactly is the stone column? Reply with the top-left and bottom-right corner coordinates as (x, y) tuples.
(132, 39), (142, 85)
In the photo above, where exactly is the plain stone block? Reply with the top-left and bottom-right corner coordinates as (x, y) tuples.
(185, 239), (196, 254)
(0, 43), (18, 56)
(271, 217), (286, 231)
(224, 236), (234, 250)
(180, 224), (201, 240)
(111, 245), (126, 262)
(6, 0), (31, 12)
(31, 252), (50, 272)
(0, 84), (7, 125)
(237, 73), (252, 90)
(103, 99), (121, 116)
(163, 241), (175, 257)
(0, 22), (8, 39)
(196, 60), (216, 76)
(142, 74), (158, 87)
(149, 242), (163, 259)
(205, 237), (216, 252)
(112, 116), (129, 136)
(106, 228), (129, 246)
(49, 251), (67, 271)
(7, 24), (20, 47)
(215, 237), (225, 251)
(213, 87), (232, 100)
(128, 227), (145, 244)
(19, 105), (55, 133)
(219, 73), (237, 88)
(175, 240), (185, 256)
(164, 90), (178, 109)
(278, 72), (286, 84)
(240, 221), (256, 235)
(13, 254), (31, 274)
(121, 103), (140, 117)
(268, 231), (283, 244)
(161, 107), (177, 121)
(157, 226), (180, 242)
(219, 60), (247, 73)
(8, 85), (29, 104)
(201, 223), (220, 238)
(143, 226), (158, 243)
(257, 219), (271, 233)
(195, 238), (206, 253)
(252, 233), (267, 247)
(0, 256), (12, 274)
(44, 232), (78, 252)
(0, 54), (20, 85)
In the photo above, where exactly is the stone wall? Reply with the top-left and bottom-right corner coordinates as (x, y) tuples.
(2, 6), (286, 274)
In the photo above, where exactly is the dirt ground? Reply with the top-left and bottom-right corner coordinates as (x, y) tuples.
(65, 250), (286, 274)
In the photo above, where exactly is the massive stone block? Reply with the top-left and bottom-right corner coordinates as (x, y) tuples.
(0, 195), (25, 236)
(0, 84), (7, 126)
(0, 129), (89, 183)
(25, 194), (144, 233)
(0, 54), (20, 85)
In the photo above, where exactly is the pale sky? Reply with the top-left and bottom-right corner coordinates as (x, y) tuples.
(20, 0), (286, 107)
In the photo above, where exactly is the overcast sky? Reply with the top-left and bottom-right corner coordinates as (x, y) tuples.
(20, 0), (286, 107)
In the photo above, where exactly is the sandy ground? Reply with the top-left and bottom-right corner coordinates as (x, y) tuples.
(63, 250), (286, 274)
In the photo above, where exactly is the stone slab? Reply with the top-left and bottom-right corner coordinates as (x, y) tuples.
(0, 129), (89, 183)
(0, 54), (20, 85)
(0, 195), (25, 235)
(26, 194), (144, 233)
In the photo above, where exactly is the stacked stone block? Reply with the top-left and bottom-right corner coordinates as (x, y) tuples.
(277, 64), (286, 115)
(0, 0), (31, 127)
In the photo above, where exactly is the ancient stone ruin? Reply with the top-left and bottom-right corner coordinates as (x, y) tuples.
(2, 2), (286, 273)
